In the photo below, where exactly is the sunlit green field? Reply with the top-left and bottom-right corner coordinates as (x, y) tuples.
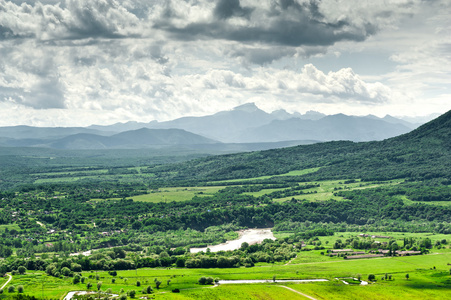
(4, 252), (449, 299)
(130, 186), (224, 203)
(156, 284), (309, 300)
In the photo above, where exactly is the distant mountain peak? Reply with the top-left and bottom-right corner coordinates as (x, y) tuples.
(233, 102), (260, 113)
(270, 109), (292, 120)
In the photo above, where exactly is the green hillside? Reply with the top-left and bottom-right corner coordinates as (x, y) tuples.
(151, 110), (451, 183)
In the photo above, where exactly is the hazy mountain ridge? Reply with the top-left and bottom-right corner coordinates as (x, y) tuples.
(237, 114), (412, 143)
(0, 128), (219, 150)
(0, 103), (433, 149)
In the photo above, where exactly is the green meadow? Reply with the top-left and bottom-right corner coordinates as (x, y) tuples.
(2, 251), (449, 299)
(130, 186), (224, 203)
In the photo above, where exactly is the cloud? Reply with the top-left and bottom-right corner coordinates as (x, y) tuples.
(228, 46), (297, 65)
(0, 0), (142, 41)
(154, 0), (381, 48)
(298, 64), (392, 103)
(213, 0), (253, 20)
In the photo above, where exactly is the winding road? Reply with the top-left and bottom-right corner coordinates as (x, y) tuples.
(0, 274), (12, 290)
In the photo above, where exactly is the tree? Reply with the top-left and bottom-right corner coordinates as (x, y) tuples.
(155, 280), (162, 289)
(97, 281), (102, 291)
(128, 290), (136, 298)
(405, 274), (409, 280)
(146, 286), (153, 294)
(17, 285), (24, 293)
(368, 274), (376, 281)
(240, 242), (249, 251)
(198, 277), (207, 285)
(176, 257), (185, 268)
(87, 282), (92, 290)
(18, 266), (26, 275)
(73, 275), (81, 284)
(136, 281), (141, 287)
(61, 267), (71, 277)
(8, 285), (15, 293)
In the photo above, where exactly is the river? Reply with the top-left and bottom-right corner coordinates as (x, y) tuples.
(190, 228), (276, 253)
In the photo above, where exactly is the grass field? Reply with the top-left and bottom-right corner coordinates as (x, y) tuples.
(130, 186), (224, 203)
(3, 252), (449, 299)
(156, 284), (310, 300)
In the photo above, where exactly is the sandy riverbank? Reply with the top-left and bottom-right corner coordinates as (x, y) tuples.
(190, 228), (275, 253)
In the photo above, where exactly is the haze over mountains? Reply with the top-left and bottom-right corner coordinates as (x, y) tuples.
(0, 103), (437, 150)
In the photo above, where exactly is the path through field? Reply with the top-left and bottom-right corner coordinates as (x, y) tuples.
(0, 274), (12, 290)
(278, 285), (318, 300)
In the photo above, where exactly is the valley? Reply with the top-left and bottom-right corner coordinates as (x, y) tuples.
(0, 111), (450, 299)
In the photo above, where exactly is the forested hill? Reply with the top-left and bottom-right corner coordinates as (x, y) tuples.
(393, 109), (451, 144)
(153, 110), (451, 183)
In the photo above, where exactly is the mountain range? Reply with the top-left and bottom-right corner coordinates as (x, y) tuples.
(0, 103), (437, 150)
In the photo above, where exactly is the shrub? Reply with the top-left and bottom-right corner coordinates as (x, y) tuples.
(155, 280), (161, 289)
(18, 266), (26, 275)
(198, 277), (207, 285)
(136, 280), (141, 287)
(17, 285), (24, 293)
(128, 290), (136, 298)
(119, 294), (127, 300)
(73, 275), (80, 284)
(368, 274), (376, 281)
(8, 285), (15, 293)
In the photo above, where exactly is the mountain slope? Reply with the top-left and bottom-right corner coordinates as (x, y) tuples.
(152, 110), (451, 182)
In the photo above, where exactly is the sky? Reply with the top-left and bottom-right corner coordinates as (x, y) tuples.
(0, 0), (450, 127)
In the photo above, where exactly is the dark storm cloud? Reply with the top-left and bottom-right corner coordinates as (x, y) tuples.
(156, 0), (376, 48)
(213, 0), (253, 20)
(230, 47), (297, 65)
